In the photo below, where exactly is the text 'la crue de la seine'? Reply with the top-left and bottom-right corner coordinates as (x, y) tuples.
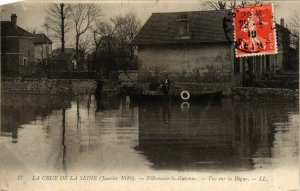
(28, 175), (268, 182)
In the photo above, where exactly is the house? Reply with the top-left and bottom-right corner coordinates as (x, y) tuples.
(50, 52), (77, 72)
(276, 19), (291, 71)
(51, 48), (82, 71)
(34, 33), (52, 61)
(52, 48), (76, 57)
(132, 10), (237, 94)
(233, 18), (294, 87)
(1, 14), (35, 76)
(132, 10), (294, 93)
(289, 47), (299, 70)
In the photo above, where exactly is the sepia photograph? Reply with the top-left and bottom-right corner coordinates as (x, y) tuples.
(0, 0), (299, 190)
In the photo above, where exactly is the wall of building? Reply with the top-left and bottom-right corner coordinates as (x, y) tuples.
(235, 55), (276, 77)
(137, 43), (233, 93)
(19, 37), (35, 74)
(34, 44), (52, 60)
(1, 37), (20, 73)
(276, 27), (290, 70)
(2, 54), (20, 74)
(233, 25), (293, 87)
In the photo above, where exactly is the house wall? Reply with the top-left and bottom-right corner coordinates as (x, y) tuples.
(19, 37), (35, 74)
(137, 43), (233, 93)
(1, 37), (20, 74)
(234, 26), (291, 87)
(34, 44), (52, 60)
(276, 28), (290, 70)
(34, 44), (43, 60)
(50, 60), (70, 72)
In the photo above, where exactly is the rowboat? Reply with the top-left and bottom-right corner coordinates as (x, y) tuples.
(129, 89), (222, 102)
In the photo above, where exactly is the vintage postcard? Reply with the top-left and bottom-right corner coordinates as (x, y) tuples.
(0, 0), (299, 191)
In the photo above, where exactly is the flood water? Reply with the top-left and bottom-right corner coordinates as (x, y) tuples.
(0, 92), (299, 190)
(1, 93), (298, 174)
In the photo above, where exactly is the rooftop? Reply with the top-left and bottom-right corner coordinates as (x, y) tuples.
(52, 48), (76, 55)
(34, 33), (52, 44)
(1, 21), (34, 37)
(132, 10), (234, 45)
(132, 10), (290, 46)
(54, 52), (76, 61)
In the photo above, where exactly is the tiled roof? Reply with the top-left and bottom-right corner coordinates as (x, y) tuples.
(0, 21), (34, 37)
(54, 52), (75, 61)
(132, 10), (234, 45)
(275, 23), (290, 34)
(52, 48), (76, 55)
(34, 33), (52, 44)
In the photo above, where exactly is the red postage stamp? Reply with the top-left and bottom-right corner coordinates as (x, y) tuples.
(233, 3), (277, 57)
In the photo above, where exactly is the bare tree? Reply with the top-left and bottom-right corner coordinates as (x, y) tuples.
(91, 21), (115, 72)
(111, 12), (141, 43)
(89, 12), (141, 77)
(91, 20), (121, 76)
(206, 1), (229, 10)
(26, 27), (43, 34)
(69, 4), (102, 56)
(288, 9), (299, 66)
(44, 3), (72, 53)
(42, 18), (51, 40)
(77, 34), (93, 71)
(111, 12), (141, 68)
(289, 9), (299, 39)
(205, 0), (236, 10)
(205, 0), (262, 10)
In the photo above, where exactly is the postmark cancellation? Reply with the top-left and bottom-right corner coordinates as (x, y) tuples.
(233, 3), (277, 57)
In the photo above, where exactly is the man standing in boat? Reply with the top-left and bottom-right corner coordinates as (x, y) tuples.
(162, 76), (171, 95)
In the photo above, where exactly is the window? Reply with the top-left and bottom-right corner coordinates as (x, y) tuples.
(274, 54), (278, 69)
(176, 14), (189, 37)
(176, 20), (189, 36)
(266, 55), (270, 71)
(72, 60), (77, 70)
(46, 46), (49, 56)
(234, 57), (240, 74)
(23, 57), (27, 66)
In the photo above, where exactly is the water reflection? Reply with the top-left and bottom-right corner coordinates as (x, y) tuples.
(135, 100), (297, 170)
(0, 93), (298, 173)
(1, 94), (72, 143)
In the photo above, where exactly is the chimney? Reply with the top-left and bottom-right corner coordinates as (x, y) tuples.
(280, 18), (284, 26)
(11, 14), (17, 28)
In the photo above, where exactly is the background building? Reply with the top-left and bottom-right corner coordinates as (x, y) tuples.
(132, 10), (296, 93)
(132, 10), (234, 94)
(34, 33), (52, 61)
(1, 14), (35, 76)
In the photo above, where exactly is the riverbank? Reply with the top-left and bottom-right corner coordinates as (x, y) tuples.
(1, 78), (97, 95)
(1, 78), (299, 101)
(232, 87), (299, 100)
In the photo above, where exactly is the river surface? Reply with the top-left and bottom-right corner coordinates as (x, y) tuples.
(0, 93), (299, 190)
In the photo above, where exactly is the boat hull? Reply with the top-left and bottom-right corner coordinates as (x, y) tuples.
(129, 91), (222, 103)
